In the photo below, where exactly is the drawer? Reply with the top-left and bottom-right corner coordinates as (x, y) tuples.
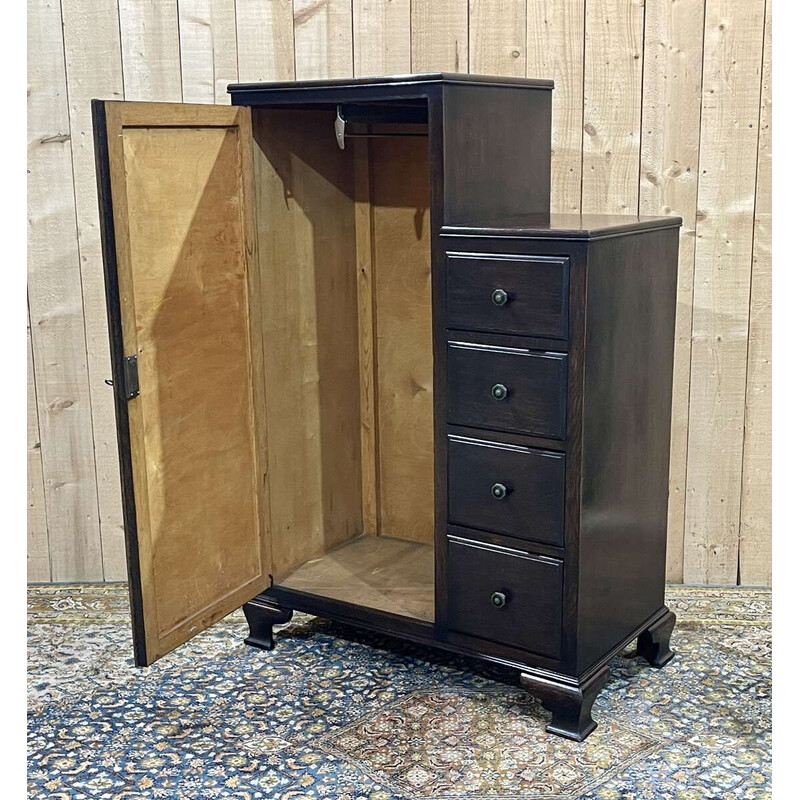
(447, 340), (568, 439)
(448, 435), (565, 546)
(446, 252), (569, 339)
(447, 537), (563, 659)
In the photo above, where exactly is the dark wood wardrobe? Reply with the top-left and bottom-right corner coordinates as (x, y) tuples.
(93, 73), (680, 741)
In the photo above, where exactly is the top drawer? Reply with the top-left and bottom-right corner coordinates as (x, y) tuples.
(446, 252), (569, 339)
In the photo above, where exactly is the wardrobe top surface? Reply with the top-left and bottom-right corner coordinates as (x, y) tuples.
(441, 213), (683, 241)
(229, 72), (554, 94)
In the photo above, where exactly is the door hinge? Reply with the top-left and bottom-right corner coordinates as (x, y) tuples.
(123, 354), (139, 400)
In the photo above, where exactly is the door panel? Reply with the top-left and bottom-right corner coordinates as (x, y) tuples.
(93, 101), (269, 665)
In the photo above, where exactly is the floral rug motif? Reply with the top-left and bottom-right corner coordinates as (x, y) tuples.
(27, 585), (771, 799)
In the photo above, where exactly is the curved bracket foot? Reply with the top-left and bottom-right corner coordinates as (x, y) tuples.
(243, 595), (293, 651)
(637, 607), (676, 668)
(521, 665), (610, 741)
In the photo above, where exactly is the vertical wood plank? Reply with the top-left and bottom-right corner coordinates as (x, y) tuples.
(354, 140), (379, 534)
(739, 0), (771, 586)
(27, 307), (50, 582)
(25, 0), (774, 585)
(178, 0), (239, 103)
(638, 0), (705, 582)
(118, 0), (182, 101)
(353, 0), (411, 77)
(469, 0), (526, 77)
(411, 0), (468, 72)
(683, 0), (766, 585)
(582, 0), (645, 213)
(527, 0), (584, 213)
(61, 0), (127, 579)
(293, 0), (353, 80)
(28, 0), (103, 580)
(371, 138), (434, 544)
(235, 0), (295, 82)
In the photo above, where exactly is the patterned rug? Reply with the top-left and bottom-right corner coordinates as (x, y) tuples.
(27, 585), (771, 799)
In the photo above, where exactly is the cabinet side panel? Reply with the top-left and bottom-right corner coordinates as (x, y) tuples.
(252, 109), (363, 578)
(577, 228), (679, 673)
(441, 84), (551, 225)
(371, 136), (435, 544)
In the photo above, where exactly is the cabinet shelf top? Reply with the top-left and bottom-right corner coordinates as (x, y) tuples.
(441, 213), (683, 242)
(229, 72), (554, 101)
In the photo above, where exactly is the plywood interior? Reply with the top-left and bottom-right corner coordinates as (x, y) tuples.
(252, 107), (434, 620)
(281, 536), (435, 621)
(106, 103), (270, 663)
(370, 137), (435, 544)
(252, 109), (363, 579)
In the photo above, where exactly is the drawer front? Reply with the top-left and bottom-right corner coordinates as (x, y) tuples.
(448, 435), (565, 546)
(447, 537), (563, 659)
(446, 252), (569, 339)
(447, 341), (568, 439)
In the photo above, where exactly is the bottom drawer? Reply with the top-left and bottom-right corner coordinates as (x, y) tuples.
(447, 537), (563, 659)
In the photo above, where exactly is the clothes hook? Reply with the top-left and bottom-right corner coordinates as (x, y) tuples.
(335, 106), (346, 150)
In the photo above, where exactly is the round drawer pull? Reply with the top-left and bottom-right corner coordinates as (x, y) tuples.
(491, 383), (508, 401)
(490, 591), (507, 608)
(491, 288), (509, 306)
(491, 482), (508, 500)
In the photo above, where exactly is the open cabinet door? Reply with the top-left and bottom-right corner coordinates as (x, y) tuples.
(93, 101), (270, 666)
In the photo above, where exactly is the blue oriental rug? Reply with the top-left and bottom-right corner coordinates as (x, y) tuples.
(27, 585), (771, 799)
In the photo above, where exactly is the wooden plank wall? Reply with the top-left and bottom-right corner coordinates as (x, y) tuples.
(27, 0), (771, 585)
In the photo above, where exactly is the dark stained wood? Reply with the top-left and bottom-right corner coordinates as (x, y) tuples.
(446, 523), (564, 561)
(440, 84), (551, 226)
(446, 537), (563, 659)
(259, 583), (563, 674)
(446, 424), (567, 453)
(447, 434), (565, 546)
(445, 328), (568, 354)
(446, 340), (568, 439)
(427, 83), (450, 640)
(561, 244), (588, 677)
(521, 665), (610, 742)
(446, 252), (569, 339)
(228, 74), (553, 118)
(637, 608), (676, 667)
(230, 72), (554, 95)
(243, 596), (293, 651)
(244, 588), (672, 683)
(442, 212), (682, 240)
(575, 227), (680, 673)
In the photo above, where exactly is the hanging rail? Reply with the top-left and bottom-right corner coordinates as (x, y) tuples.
(335, 106), (428, 150)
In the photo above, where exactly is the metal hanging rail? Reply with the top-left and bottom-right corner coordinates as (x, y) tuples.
(334, 106), (428, 150)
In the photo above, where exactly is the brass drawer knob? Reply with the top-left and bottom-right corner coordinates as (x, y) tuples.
(491, 288), (509, 306)
(491, 591), (507, 608)
(491, 383), (508, 401)
(491, 482), (508, 500)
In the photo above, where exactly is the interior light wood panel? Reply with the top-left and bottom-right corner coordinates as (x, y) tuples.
(104, 102), (269, 664)
(252, 109), (364, 578)
(371, 137), (434, 543)
(280, 535), (435, 622)
(353, 138), (379, 535)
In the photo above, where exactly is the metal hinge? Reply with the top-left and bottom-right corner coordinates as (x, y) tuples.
(123, 355), (139, 400)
